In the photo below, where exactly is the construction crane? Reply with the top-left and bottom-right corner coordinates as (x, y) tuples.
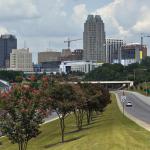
(64, 38), (82, 49)
(141, 33), (150, 49)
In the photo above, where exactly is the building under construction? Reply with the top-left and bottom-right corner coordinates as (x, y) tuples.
(121, 43), (147, 66)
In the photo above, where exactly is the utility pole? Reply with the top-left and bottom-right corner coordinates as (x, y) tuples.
(121, 91), (126, 116)
(134, 69), (135, 82)
(145, 80), (148, 96)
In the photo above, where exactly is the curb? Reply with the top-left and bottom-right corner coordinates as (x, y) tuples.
(112, 92), (150, 131)
(43, 117), (59, 125)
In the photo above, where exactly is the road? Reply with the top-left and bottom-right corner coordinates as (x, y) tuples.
(116, 90), (150, 124)
(44, 111), (58, 124)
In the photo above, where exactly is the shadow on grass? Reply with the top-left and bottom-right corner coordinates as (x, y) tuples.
(44, 142), (61, 149)
(65, 135), (85, 143)
(44, 135), (84, 149)
(66, 125), (94, 135)
(65, 129), (81, 134)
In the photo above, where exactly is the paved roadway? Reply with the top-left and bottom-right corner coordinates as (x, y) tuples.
(44, 111), (58, 124)
(116, 90), (150, 124)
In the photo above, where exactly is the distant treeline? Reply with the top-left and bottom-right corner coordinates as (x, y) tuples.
(84, 56), (150, 84)
(0, 70), (23, 82)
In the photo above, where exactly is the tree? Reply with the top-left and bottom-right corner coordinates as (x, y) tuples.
(81, 84), (111, 125)
(141, 56), (150, 68)
(15, 76), (23, 83)
(0, 84), (47, 150)
(0, 70), (23, 82)
(49, 84), (76, 142)
(84, 63), (126, 81)
(72, 83), (86, 130)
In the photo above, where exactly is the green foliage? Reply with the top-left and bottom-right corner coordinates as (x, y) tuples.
(0, 71), (23, 82)
(84, 57), (150, 83)
(2, 95), (150, 150)
(84, 63), (126, 81)
(49, 83), (76, 142)
(0, 76), (111, 148)
(141, 56), (150, 68)
(80, 84), (111, 125)
(0, 85), (47, 150)
(15, 76), (23, 83)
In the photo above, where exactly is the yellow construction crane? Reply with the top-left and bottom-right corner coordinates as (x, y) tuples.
(64, 38), (82, 49)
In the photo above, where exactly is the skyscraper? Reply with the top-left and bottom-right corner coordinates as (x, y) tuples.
(83, 15), (106, 62)
(0, 34), (17, 68)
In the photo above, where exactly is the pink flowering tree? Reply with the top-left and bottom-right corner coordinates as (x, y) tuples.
(0, 84), (47, 150)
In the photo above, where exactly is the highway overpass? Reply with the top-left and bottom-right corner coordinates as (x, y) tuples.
(65, 81), (134, 87)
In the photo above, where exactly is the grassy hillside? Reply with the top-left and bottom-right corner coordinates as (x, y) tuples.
(1, 94), (150, 150)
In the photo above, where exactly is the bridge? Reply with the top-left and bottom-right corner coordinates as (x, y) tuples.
(66, 81), (134, 87)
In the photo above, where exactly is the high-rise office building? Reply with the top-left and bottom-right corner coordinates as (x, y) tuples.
(83, 15), (106, 62)
(0, 34), (17, 68)
(10, 48), (33, 72)
(106, 39), (124, 63)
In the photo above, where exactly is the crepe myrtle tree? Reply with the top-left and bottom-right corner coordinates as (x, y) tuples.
(72, 83), (86, 130)
(81, 84), (111, 125)
(49, 83), (76, 142)
(0, 84), (48, 150)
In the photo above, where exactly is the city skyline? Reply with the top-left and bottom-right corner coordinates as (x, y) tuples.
(0, 0), (150, 63)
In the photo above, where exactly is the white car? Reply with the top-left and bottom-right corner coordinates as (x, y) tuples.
(126, 102), (132, 107)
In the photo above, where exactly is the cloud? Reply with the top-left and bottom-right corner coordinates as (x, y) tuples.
(0, 0), (150, 58)
(93, 0), (131, 38)
(132, 6), (150, 32)
(72, 4), (88, 25)
(93, 0), (150, 39)
(0, 26), (8, 34)
(0, 0), (39, 20)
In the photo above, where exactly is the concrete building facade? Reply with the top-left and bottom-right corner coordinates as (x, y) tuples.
(83, 15), (106, 62)
(121, 43), (147, 66)
(106, 39), (124, 63)
(72, 49), (83, 60)
(38, 51), (61, 64)
(10, 48), (33, 71)
(0, 34), (17, 68)
(59, 61), (103, 74)
(41, 61), (61, 73)
(59, 49), (83, 61)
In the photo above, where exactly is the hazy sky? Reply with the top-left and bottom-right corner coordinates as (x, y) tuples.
(0, 0), (150, 62)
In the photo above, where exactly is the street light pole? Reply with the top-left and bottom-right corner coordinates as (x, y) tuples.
(121, 91), (126, 116)
(123, 102), (125, 116)
(134, 69), (135, 82)
(145, 80), (148, 96)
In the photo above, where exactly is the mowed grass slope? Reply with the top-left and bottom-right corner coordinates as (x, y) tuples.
(1, 94), (150, 150)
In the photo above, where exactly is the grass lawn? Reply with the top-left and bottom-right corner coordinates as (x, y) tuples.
(130, 88), (148, 96)
(1, 94), (150, 150)
(129, 82), (150, 96)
